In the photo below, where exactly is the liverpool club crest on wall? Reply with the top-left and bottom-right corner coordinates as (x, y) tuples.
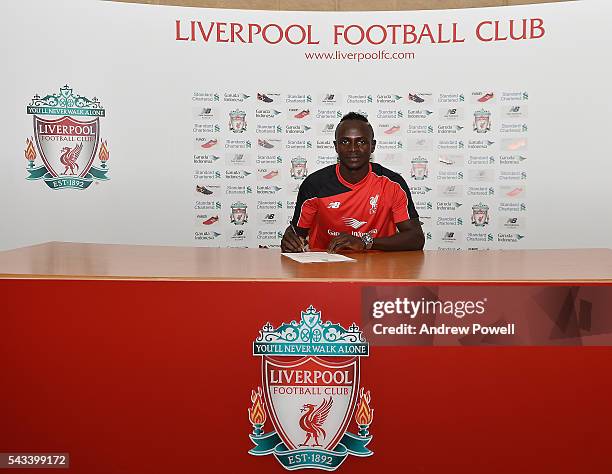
(473, 109), (491, 133)
(229, 109), (247, 133)
(471, 202), (490, 226)
(249, 306), (373, 471)
(24, 85), (110, 190)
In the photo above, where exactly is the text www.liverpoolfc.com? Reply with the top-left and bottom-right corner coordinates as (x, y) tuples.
(304, 50), (415, 62)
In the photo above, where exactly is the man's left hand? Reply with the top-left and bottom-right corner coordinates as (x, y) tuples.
(327, 233), (365, 253)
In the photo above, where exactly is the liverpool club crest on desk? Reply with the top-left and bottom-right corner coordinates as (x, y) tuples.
(248, 306), (373, 471)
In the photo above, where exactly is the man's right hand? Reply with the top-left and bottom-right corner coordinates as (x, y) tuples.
(281, 225), (307, 253)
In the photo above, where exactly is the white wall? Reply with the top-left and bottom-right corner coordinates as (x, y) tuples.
(0, 0), (610, 250)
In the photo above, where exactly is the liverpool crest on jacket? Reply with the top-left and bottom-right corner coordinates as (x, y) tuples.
(248, 306), (373, 471)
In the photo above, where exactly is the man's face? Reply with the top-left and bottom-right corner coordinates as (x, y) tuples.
(334, 120), (376, 171)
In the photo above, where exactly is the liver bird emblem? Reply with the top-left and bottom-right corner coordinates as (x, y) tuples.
(298, 397), (333, 447)
(59, 142), (83, 175)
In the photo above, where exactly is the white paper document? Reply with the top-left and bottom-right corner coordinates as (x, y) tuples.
(281, 252), (356, 263)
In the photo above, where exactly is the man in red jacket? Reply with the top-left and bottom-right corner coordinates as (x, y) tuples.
(281, 112), (424, 253)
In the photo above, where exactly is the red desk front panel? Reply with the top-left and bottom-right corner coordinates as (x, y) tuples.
(1, 280), (610, 473)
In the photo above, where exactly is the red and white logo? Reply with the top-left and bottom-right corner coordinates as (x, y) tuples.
(264, 357), (358, 451)
(369, 195), (379, 214)
(342, 217), (367, 229)
(249, 306), (373, 471)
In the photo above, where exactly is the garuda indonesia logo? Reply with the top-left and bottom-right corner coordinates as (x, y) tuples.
(248, 306), (373, 471)
(24, 84), (110, 190)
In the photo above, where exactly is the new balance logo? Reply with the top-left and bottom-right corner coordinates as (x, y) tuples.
(342, 217), (367, 229)
(327, 201), (341, 209)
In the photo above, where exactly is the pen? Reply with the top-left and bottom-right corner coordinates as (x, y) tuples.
(290, 223), (306, 252)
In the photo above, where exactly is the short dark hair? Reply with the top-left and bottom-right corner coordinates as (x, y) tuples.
(335, 112), (374, 140)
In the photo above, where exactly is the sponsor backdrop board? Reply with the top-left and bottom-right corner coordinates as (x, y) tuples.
(0, 0), (611, 251)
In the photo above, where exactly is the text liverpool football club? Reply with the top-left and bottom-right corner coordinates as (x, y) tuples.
(175, 19), (545, 46)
